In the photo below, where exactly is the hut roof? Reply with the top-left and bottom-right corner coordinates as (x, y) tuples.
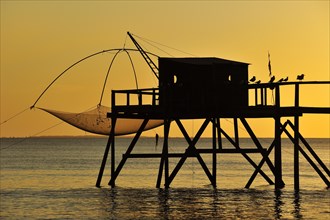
(160, 57), (249, 66)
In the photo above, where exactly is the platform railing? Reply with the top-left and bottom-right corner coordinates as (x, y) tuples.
(248, 81), (330, 109)
(111, 81), (329, 113)
(111, 88), (159, 110)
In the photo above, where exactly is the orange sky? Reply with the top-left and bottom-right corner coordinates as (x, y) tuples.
(1, 1), (329, 138)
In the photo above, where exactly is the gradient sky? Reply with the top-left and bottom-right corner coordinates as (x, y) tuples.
(1, 1), (329, 138)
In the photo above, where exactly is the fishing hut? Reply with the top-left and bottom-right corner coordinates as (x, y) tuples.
(96, 32), (330, 190)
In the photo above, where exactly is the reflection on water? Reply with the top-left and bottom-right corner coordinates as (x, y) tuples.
(1, 137), (329, 219)
(293, 191), (302, 219)
(1, 182), (329, 219)
(91, 187), (328, 220)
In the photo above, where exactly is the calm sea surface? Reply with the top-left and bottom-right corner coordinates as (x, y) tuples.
(1, 137), (329, 219)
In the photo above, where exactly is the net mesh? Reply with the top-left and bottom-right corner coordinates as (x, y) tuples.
(39, 105), (163, 135)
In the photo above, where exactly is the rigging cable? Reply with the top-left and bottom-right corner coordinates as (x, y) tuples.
(0, 120), (64, 151)
(98, 49), (139, 105)
(0, 107), (30, 125)
(0, 105), (97, 151)
(98, 49), (122, 106)
(132, 33), (196, 57)
(124, 49), (139, 90)
(133, 34), (173, 57)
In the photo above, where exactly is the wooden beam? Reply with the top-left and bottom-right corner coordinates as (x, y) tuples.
(245, 121), (289, 188)
(294, 83), (300, 190)
(95, 117), (116, 187)
(212, 118), (217, 187)
(283, 127), (330, 187)
(108, 118), (149, 186)
(167, 119), (211, 186)
(220, 125), (274, 185)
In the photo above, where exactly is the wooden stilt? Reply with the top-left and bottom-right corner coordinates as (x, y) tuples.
(216, 118), (222, 150)
(239, 118), (280, 183)
(177, 119), (214, 184)
(282, 125), (330, 187)
(163, 119), (170, 188)
(219, 126), (274, 185)
(287, 120), (330, 177)
(294, 83), (300, 190)
(110, 116), (116, 187)
(274, 85), (284, 189)
(245, 121), (289, 188)
(212, 118), (217, 187)
(96, 117), (116, 187)
(108, 118), (149, 186)
(156, 156), (164, 188)
(168, 119), (211, 186)
(234, 118), (239, 146)
(274, 116), (284, 188)
(156, 119), (170, 188)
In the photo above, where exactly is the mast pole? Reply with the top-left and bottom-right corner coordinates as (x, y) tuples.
(127, 32), (159, 79)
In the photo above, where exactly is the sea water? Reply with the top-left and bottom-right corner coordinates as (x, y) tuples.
(0, 137), (329, 219)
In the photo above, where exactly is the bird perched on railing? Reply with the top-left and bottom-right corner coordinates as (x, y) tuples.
(249, 76), (256, 83)
(277, 78), (284, 83)
(297, 74), (305, 81)
(255, 80), (261, 84)
(269, 75), (275, 83)
(283, 76), (288, 82)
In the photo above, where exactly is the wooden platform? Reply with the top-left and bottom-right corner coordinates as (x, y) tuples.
(108, 105), (329, 119)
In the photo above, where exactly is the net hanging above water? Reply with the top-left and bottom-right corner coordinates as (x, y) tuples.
(39, 105), (163, 136)
(30, 47), (163, 136)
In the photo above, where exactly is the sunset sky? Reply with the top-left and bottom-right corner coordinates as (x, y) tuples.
(1, 1), (329, 138)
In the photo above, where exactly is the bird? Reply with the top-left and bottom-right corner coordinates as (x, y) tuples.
(283, 76), (289, 82)
(277, 78), (284, 83)
(255, 80), (261, 84)
(297, 74), (305, 81)
(249, 76), (256, 82)
(269, 75), (275, 83)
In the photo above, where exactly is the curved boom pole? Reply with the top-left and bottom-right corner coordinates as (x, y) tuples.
(31, 48), (159, 109)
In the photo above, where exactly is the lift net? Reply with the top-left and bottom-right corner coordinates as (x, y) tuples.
(39, 105), (163, 136)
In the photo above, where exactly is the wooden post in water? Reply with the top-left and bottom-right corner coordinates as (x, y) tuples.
(294, 83), (300, 191)
(274, 85), (284, 189)
(212, 118), (217, 188)
(110, 116), (116, 187)
(163, 119), (170, 188)
(96, 116), (116, 187)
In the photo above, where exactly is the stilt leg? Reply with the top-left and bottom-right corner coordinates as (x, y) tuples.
(163, 119), (170, 188)
(110, 116), (116, 188)
(212, 118), (217, 188)
(220, 124), (274, 186)
(275, 116), (284, 189)
(156, 157), (164, 188)
(294, 84), (300, 191)
(168, 119), (211, 186)
(245, 121), (289, 188)
(96, 117), (116, 187)
(108, 119), (149, 187)
(294, 115), (299, 191)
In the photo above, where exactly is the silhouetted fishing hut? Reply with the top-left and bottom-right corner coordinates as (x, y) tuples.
(96, 32), (330, 190)
(158, 57), (248, 117)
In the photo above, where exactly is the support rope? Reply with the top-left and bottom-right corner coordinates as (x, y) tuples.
(132, 33), (196, 57)
(124, 50), (139, 90)
(0, 121), (64, 151)
(98, 49), (122, 105)
(98, 49), (139, 105)
(0, 107), (30, 125)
